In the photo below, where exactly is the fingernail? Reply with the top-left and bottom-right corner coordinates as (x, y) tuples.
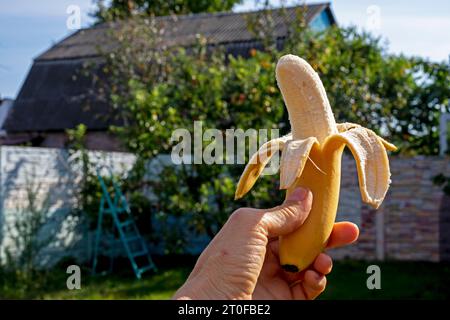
(287, 187), (308, 202)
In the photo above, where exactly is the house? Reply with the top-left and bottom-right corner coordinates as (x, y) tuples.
(3, 3), (336, 151)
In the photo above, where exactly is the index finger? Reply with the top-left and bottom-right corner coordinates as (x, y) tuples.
(326, 221), (359, 249)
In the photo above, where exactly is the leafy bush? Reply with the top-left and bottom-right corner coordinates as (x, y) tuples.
(1, 173), (65, 298)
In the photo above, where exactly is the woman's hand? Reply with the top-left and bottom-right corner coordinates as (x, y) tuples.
(173, 187), (359, 300)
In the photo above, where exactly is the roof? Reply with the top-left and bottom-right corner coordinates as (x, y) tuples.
(4, 3), (335, 133)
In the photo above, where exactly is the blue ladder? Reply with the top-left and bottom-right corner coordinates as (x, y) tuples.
(91, 167), (157, 279)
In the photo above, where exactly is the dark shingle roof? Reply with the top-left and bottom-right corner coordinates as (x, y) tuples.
(36, 3), (331, 61)
(5, 3), (334, 133)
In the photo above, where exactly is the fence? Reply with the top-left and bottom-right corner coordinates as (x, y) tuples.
(0, 146), (135, 266)
(0, 146), (449, 267)
(333, 154), (450, 262)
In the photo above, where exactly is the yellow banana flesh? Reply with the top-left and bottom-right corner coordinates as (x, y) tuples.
(280, 139), (344, 272)
(276, 54), (337, 143)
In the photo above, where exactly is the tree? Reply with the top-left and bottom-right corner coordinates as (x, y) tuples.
(86, 13), (449, 251)
(282, 26), (450, 155)
(93, 0), (243, 21)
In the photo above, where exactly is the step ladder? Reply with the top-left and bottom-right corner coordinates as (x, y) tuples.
(91, 167), (157, 279)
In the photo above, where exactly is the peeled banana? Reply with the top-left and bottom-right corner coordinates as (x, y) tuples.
(235, 54), (396, 272)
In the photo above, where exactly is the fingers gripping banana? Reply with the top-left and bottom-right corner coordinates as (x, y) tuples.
(235, 55), (396, 273)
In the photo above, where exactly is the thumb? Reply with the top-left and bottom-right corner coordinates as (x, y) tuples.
(261, 187), (313, 238)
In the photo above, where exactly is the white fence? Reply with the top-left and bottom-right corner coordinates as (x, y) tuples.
(0, 146), (135, 266)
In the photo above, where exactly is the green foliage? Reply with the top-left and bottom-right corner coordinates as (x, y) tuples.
(93, 0), (243, 22)
(67, 124), (102, 223)
(98, 40), (285, 249)
(66, 124), (155, 234)
(282, 25), (450, 155)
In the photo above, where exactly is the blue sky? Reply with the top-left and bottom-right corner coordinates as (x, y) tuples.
(1, 0), (449, 99)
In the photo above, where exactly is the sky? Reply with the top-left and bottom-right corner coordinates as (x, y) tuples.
(0, 0), (449, 99)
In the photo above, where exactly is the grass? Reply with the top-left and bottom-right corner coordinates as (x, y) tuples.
(42, 268), (191, 300)
(2, 261), (450, 299)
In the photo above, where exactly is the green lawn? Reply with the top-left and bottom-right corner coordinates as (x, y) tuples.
(42, 268), (191, 300)
(4, 261), (450, 299)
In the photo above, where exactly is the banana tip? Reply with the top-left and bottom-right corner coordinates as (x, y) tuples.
(281, 264), (300, 273)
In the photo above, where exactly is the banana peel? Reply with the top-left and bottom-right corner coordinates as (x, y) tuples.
(235, 54), (396, 272)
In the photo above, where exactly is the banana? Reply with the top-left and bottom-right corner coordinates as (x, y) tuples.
(235, 54), (396, 273)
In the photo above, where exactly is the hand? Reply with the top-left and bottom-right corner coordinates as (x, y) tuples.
(173, 187), (359, 300)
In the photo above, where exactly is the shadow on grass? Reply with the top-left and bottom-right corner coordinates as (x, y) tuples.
(320, 260), (450, 300)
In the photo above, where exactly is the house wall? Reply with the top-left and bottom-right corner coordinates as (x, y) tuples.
(0, 146), (449, 267)
(40, 131), (124, 151)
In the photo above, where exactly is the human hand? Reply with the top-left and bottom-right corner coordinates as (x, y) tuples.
(173, 187), (359, 300)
